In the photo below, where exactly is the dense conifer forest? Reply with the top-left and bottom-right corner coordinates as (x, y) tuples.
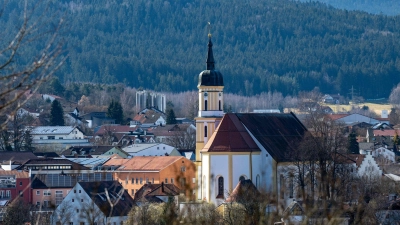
(301, 0), (400, 16)
(2, 0), (400, 99)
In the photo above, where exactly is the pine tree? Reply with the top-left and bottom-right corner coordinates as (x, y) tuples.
(107, 100), (124, 124)
(50, 100), (65, 126)
(166, 101), (177, 124)
(347, 132), (359, 154)
(166, 108), (177, 124)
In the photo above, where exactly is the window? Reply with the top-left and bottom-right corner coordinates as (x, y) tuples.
(56, 191), (63, 205)
(36, 202), (40, 207)
(131, 178), (134, 184)
(59, 137), (63, 139)
(165, 178), (168, 184)
(79, 190), (81, 193)
(289, 176), (294, 198)
(80, 223), (84, 225)
(125, 179), (128, 185)
(192, 178), (196, 184)
(157, 147), (159, 150)
(5, 190), (10, 198)
(76, 209), (79, 213)
(69, 222), (73, 225)
(239, 176), (245, 182)
(44, 190), (51, 196)
(219, 100), (221, 111)
(36, 190), (40, 195)
(74, 190), (76, 193)
(0, 190), (4, 198)
(152, 178), (154, 184)
(204, 126), (208, 137)
(131, 189), (134, 195)
(140, 178), (143, 184)
(181, 166), (186, 172)
(136, 178), (139, 184)
(19, 190), (23, 197)
(146, 178), (149, 184)
(171, 178), (174, 184)
(48, 136), (55, 139)
(72, 199), (74, 202)
(81, 199), (83, 202)
(19, 181), (22, 186)
(217, 177), (224, 198)
(205, 100), (208, 111)
(43, 201), (50, 208)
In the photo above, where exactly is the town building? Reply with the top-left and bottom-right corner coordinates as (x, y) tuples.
(106, 156), (196, 199)
(52, 181), (135, 225)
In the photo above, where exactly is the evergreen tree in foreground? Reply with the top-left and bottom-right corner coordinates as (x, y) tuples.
(107, 100), (124, 124)
(347, 132), (359, 154)
(50, 100), (65, 126)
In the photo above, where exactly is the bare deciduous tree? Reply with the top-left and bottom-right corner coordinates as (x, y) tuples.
(0, 0), (67, 129)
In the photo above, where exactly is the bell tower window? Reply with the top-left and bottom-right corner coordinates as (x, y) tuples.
(219, 100), (221, 111)
(204, 126), (208, 137)
(205, 100), (208, 111)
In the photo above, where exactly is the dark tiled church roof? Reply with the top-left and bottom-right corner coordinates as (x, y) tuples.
(203, 113), (307, 162)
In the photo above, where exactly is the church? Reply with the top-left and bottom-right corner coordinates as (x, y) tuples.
(194, 29), (308, 207)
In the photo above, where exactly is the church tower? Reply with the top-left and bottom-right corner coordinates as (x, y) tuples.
(195, 27), (224, 162)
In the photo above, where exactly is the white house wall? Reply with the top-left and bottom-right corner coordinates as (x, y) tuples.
(357, 153), (383, 179)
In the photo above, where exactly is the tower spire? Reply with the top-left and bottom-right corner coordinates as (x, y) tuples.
(206, 22), (215, 70)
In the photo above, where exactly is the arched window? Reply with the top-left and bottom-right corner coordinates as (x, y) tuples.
(280, 175), (284, 199)
(217, 177), (224, 198)
(239, 176), (246, 182)
(204, 126), (208, 137)
(205, 100), (208, 111)
(289, 175), (294, 198)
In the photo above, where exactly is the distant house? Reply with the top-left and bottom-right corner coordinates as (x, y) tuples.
(133, 182), (181, 205)
(16, 107), (40, 118)
(30, 126), (89, 150)
(52, 181), (135, 225)
(65, 108), (87, 126)
(61, 145), (117, 157)
(327, 113), (380, 125)
(81, 112), (115, 128)
(132, 108), (166, 128)
(0, 152), (38, 170)
(149, 124), (196, 146)
(122, 143), (179, 157)
(346, 151), (383, 180)
(94, 125), (155, 146)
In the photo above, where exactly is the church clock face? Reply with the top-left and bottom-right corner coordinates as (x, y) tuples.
(204, 93), (208, 97)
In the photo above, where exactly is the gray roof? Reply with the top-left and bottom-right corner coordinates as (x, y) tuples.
(31, 126), (76, 135)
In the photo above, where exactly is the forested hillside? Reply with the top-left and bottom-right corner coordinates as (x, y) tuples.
(2, 0), (400, 99)
(300, 0), (400, 16)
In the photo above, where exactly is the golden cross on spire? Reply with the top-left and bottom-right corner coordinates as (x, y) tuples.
(208, 22), (212, 38)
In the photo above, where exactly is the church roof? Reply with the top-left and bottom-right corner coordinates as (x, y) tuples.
(202, 113), (260, 153)
(202, 113), (308, 162)
(237, 112), (307, 162)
